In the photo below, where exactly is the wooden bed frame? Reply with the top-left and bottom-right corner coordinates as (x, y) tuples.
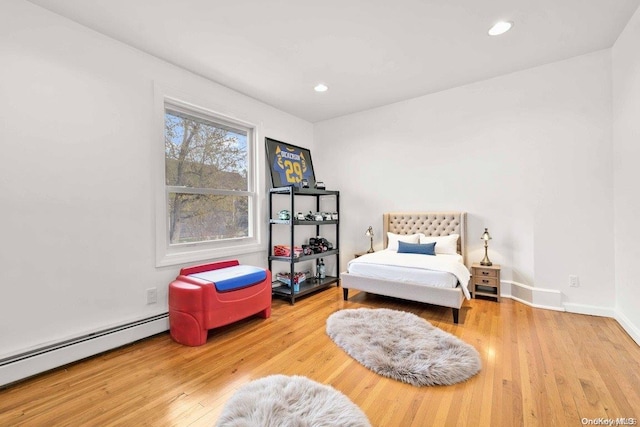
(341, 212), (467, 323)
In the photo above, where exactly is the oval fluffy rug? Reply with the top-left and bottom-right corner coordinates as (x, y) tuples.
(326, 308), (481, 386)
(216, 374), (371, 427)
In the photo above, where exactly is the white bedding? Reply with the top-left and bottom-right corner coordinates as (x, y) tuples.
(347, 249), (472, 299)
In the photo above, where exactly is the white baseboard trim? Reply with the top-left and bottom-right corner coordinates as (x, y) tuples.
(614, 310), (640, 346)
(0, 314), (169, 388)
(563, 303), (615, 318)
(507, 295), (565, 312)
(499, 280), (565, 311)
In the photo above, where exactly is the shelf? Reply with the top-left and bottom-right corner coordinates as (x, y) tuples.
(475, 291), (499, 298)
(269, 249), (339, 263)
(270, 219), (339, 226)
(475, 284), (498, 293)
(272, 276), (340, 299)
(268, 183), (339, 304)
(269, 186), (340, 196)
(474, 285), (498, 299)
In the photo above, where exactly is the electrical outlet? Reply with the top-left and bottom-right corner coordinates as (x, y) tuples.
(146, 287), (158, 304)
(569, 275), (579, 288)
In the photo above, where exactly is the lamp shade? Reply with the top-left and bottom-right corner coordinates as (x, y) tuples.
(365, 226), (373, 237)
(481, 228), (492, 241)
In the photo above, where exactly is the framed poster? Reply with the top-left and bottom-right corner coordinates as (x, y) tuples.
(265, 137), (316, 188)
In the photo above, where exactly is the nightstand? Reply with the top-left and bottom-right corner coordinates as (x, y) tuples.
(470, 263), (501, 302)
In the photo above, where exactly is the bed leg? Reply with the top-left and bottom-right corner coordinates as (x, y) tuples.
(452, 308), (459, 324)
(343, 288), (349, 300)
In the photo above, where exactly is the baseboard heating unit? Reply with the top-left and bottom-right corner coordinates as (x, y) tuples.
(0, 313), (169, 388)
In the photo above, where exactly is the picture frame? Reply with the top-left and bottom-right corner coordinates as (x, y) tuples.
(265, 137), (316, 188)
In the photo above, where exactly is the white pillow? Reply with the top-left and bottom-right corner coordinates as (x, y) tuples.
(419, 234), (459, 255)
(387, 232), (421, 251)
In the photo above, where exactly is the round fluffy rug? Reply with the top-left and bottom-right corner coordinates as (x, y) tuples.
(215, 374), (371, 427)
(326, 308), (481, 386)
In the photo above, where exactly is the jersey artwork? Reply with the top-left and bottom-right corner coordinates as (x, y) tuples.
(272, 144), (313, 186)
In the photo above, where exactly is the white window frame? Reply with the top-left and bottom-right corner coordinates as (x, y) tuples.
(154, 86), (263, 267)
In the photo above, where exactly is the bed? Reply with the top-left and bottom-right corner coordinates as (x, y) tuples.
(341, 212), (469, 323)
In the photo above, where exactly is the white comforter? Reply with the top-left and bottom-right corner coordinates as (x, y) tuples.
(347, 249), (472, 299)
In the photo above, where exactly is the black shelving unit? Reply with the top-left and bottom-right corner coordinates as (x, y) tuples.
(268, 186), (340, 304)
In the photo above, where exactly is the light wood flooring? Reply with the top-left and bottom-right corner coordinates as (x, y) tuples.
(1, 287), (639, 426)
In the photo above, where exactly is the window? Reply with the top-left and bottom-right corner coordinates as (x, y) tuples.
(156, 96), (260, 266)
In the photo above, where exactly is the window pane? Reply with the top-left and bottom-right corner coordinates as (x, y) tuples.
(165, 110), (248, 191)
(168, 193), (249, 244)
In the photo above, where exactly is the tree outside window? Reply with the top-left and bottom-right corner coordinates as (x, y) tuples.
(164, 107), (253, 245)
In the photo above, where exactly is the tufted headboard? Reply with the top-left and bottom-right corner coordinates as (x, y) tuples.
(382, 212), (467, 263)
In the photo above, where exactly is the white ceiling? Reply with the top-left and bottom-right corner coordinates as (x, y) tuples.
(26, 0), (640, 122)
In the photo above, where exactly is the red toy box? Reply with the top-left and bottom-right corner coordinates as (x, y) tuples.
(168, 260), (272, 346)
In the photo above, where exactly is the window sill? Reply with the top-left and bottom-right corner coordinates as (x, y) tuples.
(156, 242), (266, 268)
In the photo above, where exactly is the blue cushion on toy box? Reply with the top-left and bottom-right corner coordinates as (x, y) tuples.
(189, 265), (267, 292)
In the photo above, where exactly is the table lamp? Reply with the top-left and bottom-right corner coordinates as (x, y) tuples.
(481, 228), (492, 266)
(365, 226), (374, 253)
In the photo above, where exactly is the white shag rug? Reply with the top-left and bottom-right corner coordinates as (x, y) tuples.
(215, 374), (371, 427)
(326, 308), (481, 386)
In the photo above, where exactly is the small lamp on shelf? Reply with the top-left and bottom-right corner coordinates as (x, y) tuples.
(365, 226), (374, 253)
(480, 228), (492, 266)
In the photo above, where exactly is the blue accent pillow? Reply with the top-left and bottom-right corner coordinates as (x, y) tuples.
(397, 241), (436, 255)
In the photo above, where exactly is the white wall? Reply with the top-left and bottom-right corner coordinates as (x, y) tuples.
(613, 7), (640, 343)
(0, 0), (313, 358)
(314, 50), (615, 311)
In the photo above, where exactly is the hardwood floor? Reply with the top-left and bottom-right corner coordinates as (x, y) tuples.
(1, 287), (639, 426)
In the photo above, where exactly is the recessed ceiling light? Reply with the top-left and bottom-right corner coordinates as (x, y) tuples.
(488, 21), (513, 36)
(314, 83), (328, 92)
